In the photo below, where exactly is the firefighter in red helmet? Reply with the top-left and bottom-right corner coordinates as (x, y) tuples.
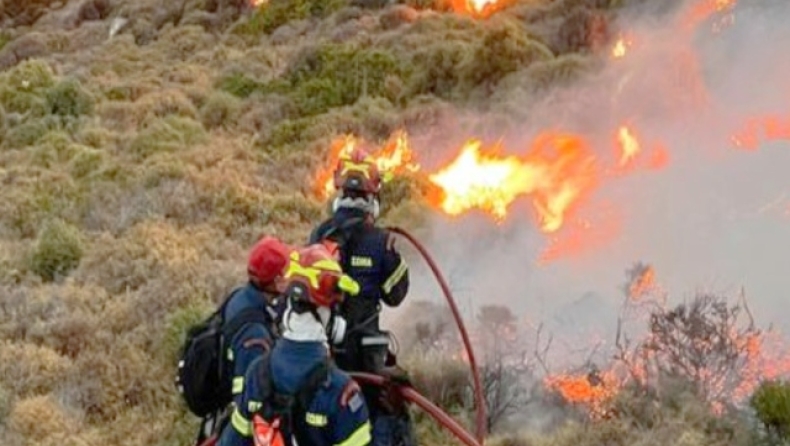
(189, 235), (293, 445)
(309, 147), (414, 446)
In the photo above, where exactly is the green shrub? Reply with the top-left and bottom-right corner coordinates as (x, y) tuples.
(199, 90), (242, 130)
(46, 78), (95, 117)
(69, 146), (105, 179)
(240, 0), (349, 35)
(129, 116), (208, 159)
(218, 72), (267, 98)
(27, 218), (85, 282)
(0, 33), (11, 51)
(160, 301), (214, 364)
(287, 43), (403, 114)
(751, 380), (790, 441)
(4, 119), (51, 148)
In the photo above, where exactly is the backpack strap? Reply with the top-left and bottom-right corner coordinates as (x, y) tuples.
(221, 307), (271, 342)
(255, 357), (332, 431)
(295, 358), (331, 411)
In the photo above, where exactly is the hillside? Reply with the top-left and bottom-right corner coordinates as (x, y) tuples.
(1, 0), (788, 445)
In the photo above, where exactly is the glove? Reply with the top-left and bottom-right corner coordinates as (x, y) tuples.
(379, 365), (412, 387)
(377, 366), (412, 415)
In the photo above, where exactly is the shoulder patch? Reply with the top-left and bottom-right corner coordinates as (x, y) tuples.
(339, 379), (362, 409)
(348, 391), (364, 413)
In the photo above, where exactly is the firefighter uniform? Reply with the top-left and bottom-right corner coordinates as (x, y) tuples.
(222, 284), (281, 399)
(309, 207), (412, 445)
(217, 338), (372, 446)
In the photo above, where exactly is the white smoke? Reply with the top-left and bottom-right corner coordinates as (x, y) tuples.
(384, 0), (790, 361)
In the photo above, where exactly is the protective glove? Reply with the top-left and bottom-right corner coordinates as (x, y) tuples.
(377, 366), (412, 415)
(379, 365), (412, 387)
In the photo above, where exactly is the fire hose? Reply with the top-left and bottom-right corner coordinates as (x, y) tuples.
(349, 372), (482, 446)
(196, 372), (483, 446)
(386, 226), (487, 444)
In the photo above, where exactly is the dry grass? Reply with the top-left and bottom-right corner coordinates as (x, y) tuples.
(0, 0), (760, 444)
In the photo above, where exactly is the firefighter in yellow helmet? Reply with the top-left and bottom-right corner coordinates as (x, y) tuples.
(217, 243), (372, 446)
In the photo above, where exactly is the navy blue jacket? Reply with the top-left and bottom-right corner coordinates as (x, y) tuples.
(309, 208), (409, 331)
(222, 283), (281, 399)
(218, 338), (372, 446)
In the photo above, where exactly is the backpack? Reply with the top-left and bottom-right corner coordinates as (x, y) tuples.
(251, 355), (331, 446)
(175, 287), (271, 418)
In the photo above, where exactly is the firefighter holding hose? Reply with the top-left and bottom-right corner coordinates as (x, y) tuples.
(309, 147), (415, 446)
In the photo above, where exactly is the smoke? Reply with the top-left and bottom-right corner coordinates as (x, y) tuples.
(384, 0), (790, 359)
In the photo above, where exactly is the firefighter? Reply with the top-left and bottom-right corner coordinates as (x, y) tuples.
(217, 244), (372, 446)
(225, 236), (292, 395)
(308, 147), (414, 446)
(186, 235), (292, 446)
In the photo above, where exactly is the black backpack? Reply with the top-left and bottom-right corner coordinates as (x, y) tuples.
(175, 287), (270, 418)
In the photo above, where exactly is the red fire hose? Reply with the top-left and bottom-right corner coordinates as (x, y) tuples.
(196, 372), (483, 446)
(349, 372), (483, 446)
(386, 226), (487, 443)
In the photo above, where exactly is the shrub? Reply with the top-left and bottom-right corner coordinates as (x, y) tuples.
(199, 90), (242, 129)
(218, 72), (267, 98)
(287, 43), (404, 114)
(6, 393), (83, 444)
(27, 218), (85, 282)
(69, 145), (106, 179)
(129, 115), (208, 160)
(46, 78), (95, 118)
(0, 59), (55, 115)
(0, 341), (74, 398)
(240, 0), (349, 35)
(751, 380), (790, 441)
(160, 301), (215, 364)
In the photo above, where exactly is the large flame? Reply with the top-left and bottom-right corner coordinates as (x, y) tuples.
(427, 134), (599, 232)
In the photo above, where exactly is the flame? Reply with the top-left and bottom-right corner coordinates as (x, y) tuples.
(314, 132), (420, 199)
(682, 0), (738, 31)
(427, 134), (599, 232)
(448, 0), (505, 18)
(731, 115), (790, 151)
(611, 35), (635, 59)
(544, 370), (621, 418)
(617, 125), (641, 167)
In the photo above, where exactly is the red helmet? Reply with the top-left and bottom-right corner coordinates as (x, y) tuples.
(283, 244), (359, 308)
(333, 147), (381, 194)
(247, 236), (291, 286)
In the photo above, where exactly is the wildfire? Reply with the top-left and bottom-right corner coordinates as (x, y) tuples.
(731, 115), (790, 151)
(448, 0), (505, 18)
(682, 0), (738, 31)
(427, 134), (599, 232)
(611, 36), (634, 59)
(544, 369), (621, 418)
(627, 264), (658, 300)
(616, 125), (640, 167)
